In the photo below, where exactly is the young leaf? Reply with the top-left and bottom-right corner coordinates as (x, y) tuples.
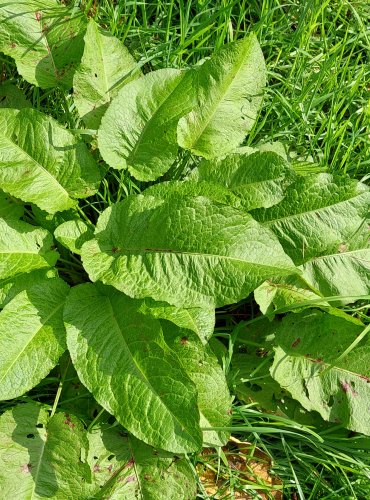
(0, 403), (91, 498)
(98, 68), (194, 181)
(270, 310), (370, 435)
(0, 0), (86, 89)
(0, 217), (58, 280)
(0, 108), (101, 214)
(0, 277), (69, 400)
(187, 151), (297, 210)
(74, 19), (142, 129)
(177, 34), (266, 158)
(162, 323), (232, 446)
(87, 427), (197, 499)
(252, 173), (370, 265)
(0, 82), (31, 109)
(81, 194), (297, 309)
(137, 297), (215, 344)
(54, 219), (94, 255)
(64, 283), (203, 453)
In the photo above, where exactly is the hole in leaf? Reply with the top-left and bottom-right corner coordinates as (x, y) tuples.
(107, 454), (115, 461)
(36, 423), (43, 428)
(328, 395), (334, 407)
(93, 456), (98, 460)
(26, 434), (35, 439)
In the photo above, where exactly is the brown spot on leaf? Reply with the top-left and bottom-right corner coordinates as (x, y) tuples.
(35, 11), (42, 21)
(180, 336), (189, 345)
(107, 464), (113, 473)
(338, 243), (348, 253)
(291, 338), (301, 348)
(93, 464), (101, 473)
(10, 42), (17, 48)
(21, 463), (32, 473)
(64, 413), (75, 429)
(124, 457), (135, 469)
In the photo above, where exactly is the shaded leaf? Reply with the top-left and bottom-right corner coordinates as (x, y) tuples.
(271, 310), (370, 435)
(0, 217), (58, 280)
(0, 403), (91, 498)
(0, 82), (31, 109)
(54, 219), (94, 255)
(0, 0), (86, 88)
(0, 189), (24, 220)
(187, 151), (296, 210)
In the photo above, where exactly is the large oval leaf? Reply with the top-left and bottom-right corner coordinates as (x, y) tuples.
(270, 311), (370, 435)
(0, 0), (86, 89)
(0, 277), (69, 400)
(162, 322), (232, 446)
(87, 427), (197, 499)
(64, 283), (202, 453)
(74, 19), (141, 129)
(0, 217), (58, 280)
(187, 151), (296, 210)
(0, 403), (91, 499)
(81, 194), (297, 309)
(0, 108), (101, 214)
(252, 173), (370, 265)
(177, 34), (266, 158)
(98, 68), (194, 181)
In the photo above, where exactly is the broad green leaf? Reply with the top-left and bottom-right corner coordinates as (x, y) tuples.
(0, 189), (24, 220)
(270, 310), (370, 435)
(0, 277), (69, 400)
(0, 268), (57, 308)
(137, 297), (215, 343)
(74, 19), (141, 129)
(254, 275), (328, 315)
(54, 219), (94, 255)
(301, 247), (370, 305)
(0, 108), (101, 214)
(162, 323), (232, 446)
(0, 0), (86, 88)
(64, 283), (202, 453)
(98, 68), (194, 181)
(81, 194), (297, 309)
(32, 206), (79, 233)
(187, 151), (297, 210)
(0, 82), (31, 109)
(177, 34), (266, 158)
(87, 427), (197, 499)
(233, 141), (287, 160)
(0, 403), (91, 499)
(143, 179), (242, 209)
(252, 173), (370, 265)
(0, 217), (58, 280)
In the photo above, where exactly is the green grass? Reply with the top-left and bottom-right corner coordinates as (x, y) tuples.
(1, 0), (370, 498)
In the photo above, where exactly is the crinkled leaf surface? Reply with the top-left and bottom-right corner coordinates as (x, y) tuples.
(177, 34), (266, 158)
(0, 403), (91, 499)
(137, 297), (215, 344)
(270, 310), (370, 435)
(81, 194), (297, 308)
(0, 0), (86, 89)
(0, 217), (58, 280)
(98, 68), (194, 181)
(0, 267), (57, 308)
(0, 108), (101, 214)
(162, 322), (232, 446)
(0, 82), (31, 109)
(252, 173), (370, 265)
(64, 283), (202, 453)
(187, 151), (296, 210)
(0, 277), (69, 400)
(87, 427), (197, 499)
(0, 189), (24, 220)
(54, 219), (93, 255)
(74, 19), (141, 129)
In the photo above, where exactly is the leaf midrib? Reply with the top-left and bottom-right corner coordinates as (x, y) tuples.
(106, 298), (199, 446)
(1, 130), (70, 201)
(188, 39), (254, 150)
